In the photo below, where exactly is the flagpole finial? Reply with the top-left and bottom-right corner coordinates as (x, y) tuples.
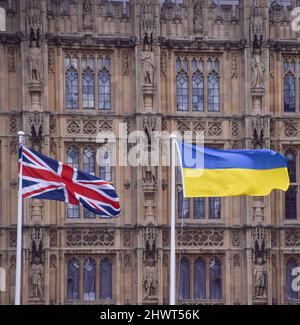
(18, 131), (25, 146)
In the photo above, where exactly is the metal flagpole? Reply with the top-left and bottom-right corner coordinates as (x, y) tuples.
(169, 134), (177, 305)
(15, 131), (24, 305)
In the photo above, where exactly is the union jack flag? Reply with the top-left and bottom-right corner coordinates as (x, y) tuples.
(19, 146), (121, 218)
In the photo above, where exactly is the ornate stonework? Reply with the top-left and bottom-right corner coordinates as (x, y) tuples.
(0, 0), (299, 306)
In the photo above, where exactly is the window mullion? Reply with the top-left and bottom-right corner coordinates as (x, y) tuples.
(79, 55), (83, 111)
(204, 57), (208, 113)
(189, 57), (192, 112)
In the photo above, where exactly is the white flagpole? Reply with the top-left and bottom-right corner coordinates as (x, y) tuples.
(15, 131), (24, 305)
(169, 134), (177, 305)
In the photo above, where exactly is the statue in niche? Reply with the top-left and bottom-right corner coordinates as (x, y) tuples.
(254, 257), (267, 298)
(251, 34), (265, 89)
(141, 53), (155, 85)
(143, 259), (157, 298)
(28, 27), (43, 83)
(30, 257), (43, 300)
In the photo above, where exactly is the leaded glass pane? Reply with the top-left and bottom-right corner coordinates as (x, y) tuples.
(194, 259), (206, 299)
(100, 258), (113, 300)
(66, 67), (79, 109)
(208, 72), (220, 112)
(82, 68), (95, 109)
(178, 258), (190, 300)
(67, 258), (80, 300)
(84, 258), (96, 301)
(284, 73), (296, 112)
(209, 258), (222, 300)
(192, 72), (204, 111)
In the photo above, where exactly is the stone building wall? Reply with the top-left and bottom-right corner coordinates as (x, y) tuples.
(0, 0), (299, 305)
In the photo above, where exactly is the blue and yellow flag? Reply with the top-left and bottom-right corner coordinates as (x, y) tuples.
(176, 141), (290, 198)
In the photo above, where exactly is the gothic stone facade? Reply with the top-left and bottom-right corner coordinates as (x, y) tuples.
(0, 0), (300, 305)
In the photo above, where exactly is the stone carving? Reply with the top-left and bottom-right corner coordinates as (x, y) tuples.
(9, 230), (17, 247)
(29, 114), (44, 149)
(48, 48), (55, 75)
(99, 120), (113, 133)
(66, 229), (115, 247)
(233, 254), (240, 267)
(284, 120), (298, 137)
(251, 35), (264, 89)
(194, 2), (204, 34)
(49, 115), (56, 135)
(140, 0), (155, 37)
(82, 0), (93, 31)
(29, 259), (43, 300)
(26, 0), (42, 31)
(160, 51), (167, 77)
(231, 53), (238, 79)
(143, 31), (154, 52)
(28, 47), (43, 83)
(178, 229), (224, 248)
(253, 257), (267, 298)
(83, 120), (97, 135)
(29, 226), (44, 301)
(8, 47), (16, 73)
(9, 116), (18, 135)
(231, 120), (239, 137)
(252, 117), (266, 149)
(285, 229), (300, 248)
(177, 120), (223, 137)
(249, 0), (265, 43)
(143, 260), (157, 299)
(123, 253), (132, 268)
(232, 231), (240, 247)
(67, 120), (81, 134)
(50, 230), (57, 247)
(271, 230), (278, 247)
(122, 50), (129, 76)
(141, 52), (155, 85)
(123, 231), (132, 247)
(143, 226), (157, 261)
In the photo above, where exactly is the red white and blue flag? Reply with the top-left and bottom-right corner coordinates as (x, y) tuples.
(19, 146), (121, 218)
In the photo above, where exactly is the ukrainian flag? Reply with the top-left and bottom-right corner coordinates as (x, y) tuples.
(176, 141), (290, 198)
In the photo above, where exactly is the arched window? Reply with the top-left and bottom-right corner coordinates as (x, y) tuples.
(284, 72), (296, 112)
(66, 146), (80, 218)
(194, 259), (206, 300)
(193, 198), (205, 219)
(100, 258), (113, 300)
(83, 146), (95, 175)
(176, 71), (189, 111)
(178, 187), (190, 219)
(192, 71), (204, 111)
(208, 71), (220, 112)
(178, 258), (190, 300)
(66, 67), (79, 109)
(83, 258), (96, 301)
(209, 258), (222, 300)
(98, 69), (111, 110)
(286, 258), (298, 300)
(67, 258), (80, 300)
(285, 150), (296, 183)
(285, 186), (297, 220)
(99, 149), (112, 182)
(82, 67), (95, 109)
(209, 198), (221, 219)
